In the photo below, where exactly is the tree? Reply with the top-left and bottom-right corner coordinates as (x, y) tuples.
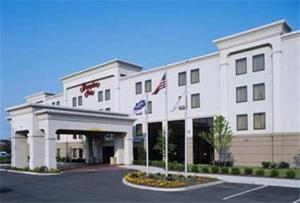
(153, 130), (176, 160)
(201, 115), (233, 167)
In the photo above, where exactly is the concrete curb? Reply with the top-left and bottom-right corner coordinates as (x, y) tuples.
(1, 169), (62, 176)
(122, 178), (224, 192)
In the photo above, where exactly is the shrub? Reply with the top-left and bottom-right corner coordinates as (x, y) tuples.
(278, 161), (289, 169)
(270, 169), (279, 177)
(255, 169), (265, 176)
(231, 167), (240, 175)
(286, 170), (296, 179)
(244, 168), (253, 175)
(215, 161), (234, 167)
(262, 161), (271, 168)
(32, 167), (41, 173)
(175, 164), (185, 172)
(270, 163), (277, 169)
(220, 167), (229, 174)
(191, 165), (199, 173)
(201, 166), (209, 173)
(48, 168), (61, 173)
(133, 160), (145, 165)
(211, 166), (219, 174)
(151, 160), (165, 168)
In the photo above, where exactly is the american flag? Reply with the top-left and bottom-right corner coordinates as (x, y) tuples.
(152, 74), (166, 95)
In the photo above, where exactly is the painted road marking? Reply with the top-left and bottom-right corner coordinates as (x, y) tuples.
(292, 199), (300, 203)
(223, 185), (268, 200)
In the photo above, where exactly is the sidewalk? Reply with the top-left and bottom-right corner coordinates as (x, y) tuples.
(121, 165), (300, 188)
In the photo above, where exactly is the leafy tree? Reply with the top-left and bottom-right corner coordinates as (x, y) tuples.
(153, 130), (176, 160)
(201, 115), (233, 166)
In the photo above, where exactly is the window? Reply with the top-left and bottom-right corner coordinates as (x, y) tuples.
(105, 89), (110, 101)
(178, 72), (187, 86)
(78, 148), (83, 158)
(73, 134), (77, 139)
(254, 113), (266, 129)
(78, 96), (82, 106)
(52, 102), (55, 105)
(72, 97), (77, 107)
(191, 69), (199, 84)
(120, 74), (126, 77)
(136, 124), (143, 137)
(236, 86), (247, 103)
(57, 134), (60, 140)
(236, 58), (247, 75)
(236, 114), (248, 130)
(57, 149), (60, 158)
(105, 108), (111, 111)
(135, 82), (142, 94)
(145, 80), (152, 93)
(253, 83), (265, 101)
(98, 91), (103, 102)
(56, 101), (60, 106)
(253, 54), (265, 72)
(191, 93), (200, 108)
(147, 101), (152, 114)
(72, 148), (77, 158)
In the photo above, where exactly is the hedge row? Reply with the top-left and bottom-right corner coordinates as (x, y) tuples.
(133, 160), (296, 179)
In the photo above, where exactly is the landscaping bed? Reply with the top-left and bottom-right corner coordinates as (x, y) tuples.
(124, 172), (218, 188)
(7, 166), (61, 174)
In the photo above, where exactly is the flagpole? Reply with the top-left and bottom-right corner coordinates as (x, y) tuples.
(184, 84), (188, 177)
(145, 93), (149, 176)
(165, 68), (169, 176)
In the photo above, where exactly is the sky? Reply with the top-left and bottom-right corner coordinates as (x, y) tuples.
(0, 0), (299, 139)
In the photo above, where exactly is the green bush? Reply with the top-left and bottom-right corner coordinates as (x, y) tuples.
(151, 160), (165, 168)
(133, 160), (145, 165)
(191, 165), (199, 173)
(220, 167), (229, 174)
(211, 166), (219, 174)
(0, 156), (11, 164)
(201, 166), (209, 173)
(270, 163), (277, 168)
(286, 170), (296, 179)
(175, 164), (185, 172)
(262, 161), (271, 168)
(48, 168), (61, 173)
(278, 161), (289, 169)
(244, 168), (253, 175)
(231, 167), (240, 175)
(255, 169), (265, 176)
(270, 169), (279, 177)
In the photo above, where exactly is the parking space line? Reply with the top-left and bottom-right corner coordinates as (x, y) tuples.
(292, 199), (300, 203)
(223, 185), (268, 200)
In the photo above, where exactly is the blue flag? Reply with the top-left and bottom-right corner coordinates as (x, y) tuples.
(133, 99), (146, 114)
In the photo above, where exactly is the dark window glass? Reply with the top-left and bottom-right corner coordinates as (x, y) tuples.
(191, 93), (200, 108)
(72, 97), (77, 107)
(145, 80), (152, 93)
(136, 82), (142, 94)
(253, 83), (265, 101)
(78, 96), (82, 106)
(254, 113), (266, 129)
(236, 58), (247, 75)
(105, 89), (110, 101)
(253, 54), (265, 72)
(236, 86), (247, 103)
(178, 72), (187, 86)
(237, 114), (248, 130)
(98, 91), (103, 102)
(191, 69), (199, 84)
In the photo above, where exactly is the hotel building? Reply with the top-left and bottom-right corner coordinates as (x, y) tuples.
(6, 20), (300, 169)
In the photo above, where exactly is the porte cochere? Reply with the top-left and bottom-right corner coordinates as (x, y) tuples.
(6, 103), (135, 169)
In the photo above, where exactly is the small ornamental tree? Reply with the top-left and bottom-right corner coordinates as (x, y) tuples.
(201, 115), (233, 166)
(153, 130), (176, 160)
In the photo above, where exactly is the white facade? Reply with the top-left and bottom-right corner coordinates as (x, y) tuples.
(6, 20), (300, 168)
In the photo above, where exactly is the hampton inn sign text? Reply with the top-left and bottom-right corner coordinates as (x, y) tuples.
(80, 81), (100, 97)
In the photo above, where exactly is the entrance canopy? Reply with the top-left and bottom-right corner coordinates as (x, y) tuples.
(6, 103), (135, 169)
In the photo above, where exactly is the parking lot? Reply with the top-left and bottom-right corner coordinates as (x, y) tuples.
(0, 168), (299, 203)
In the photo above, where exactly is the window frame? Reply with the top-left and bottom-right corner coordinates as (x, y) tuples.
(72, 97), (77, 107)
(178, 71), (187, 86)
(253, 83), (265, 101)
(235, 57), (247, 75)
(105, 89), (110, 101)
(252, 54), (265, 72)
(191, 93), (200, 109)
(145, 80), (152, 93)
(98, 91), (103, 102)
(78, 96), (83, 106)
(147, 101), (152, 114)
(190, 69), (200, 84)
(236, 86), (248, 103)
(253, 112), (266, 130)
(236, 114), (248, 131)
(135, 82), (142, 95)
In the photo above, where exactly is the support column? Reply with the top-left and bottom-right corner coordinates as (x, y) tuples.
(28, 132), (45, 169)
(114, 135), (124, 164)
(85, 135), (93, 164)
(124, 128), (133, 165)
(186, 118), (193, 164)
(44, 128), (57, 169)
(11, 132), (29, 168)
